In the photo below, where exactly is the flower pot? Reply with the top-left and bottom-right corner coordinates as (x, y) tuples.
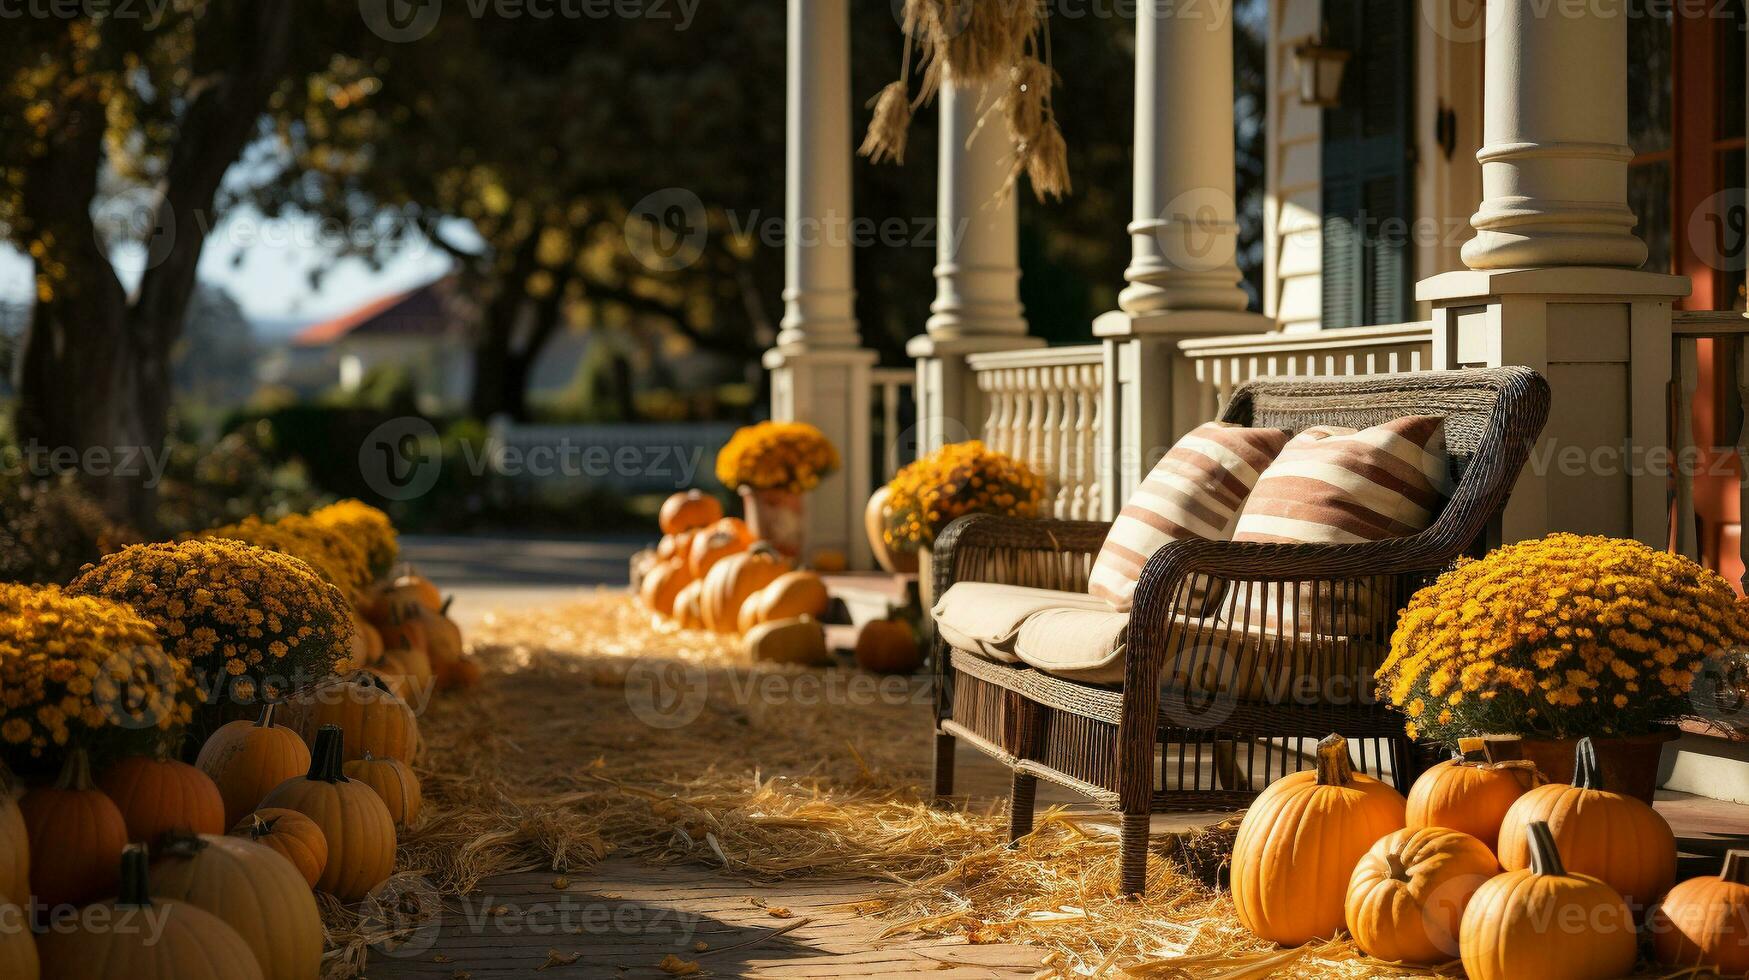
(1509, 729), (1678, 803)
(740, 487), (806, 561)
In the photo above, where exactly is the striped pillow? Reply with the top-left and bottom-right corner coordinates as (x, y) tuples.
(1088, 422), (1290, 611)
(1232, 415), (1451, 544)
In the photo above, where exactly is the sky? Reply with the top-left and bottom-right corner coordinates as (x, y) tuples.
(0, 204), (458, 339)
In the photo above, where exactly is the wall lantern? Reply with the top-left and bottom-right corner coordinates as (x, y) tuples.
(1291, 37), (1351, 109)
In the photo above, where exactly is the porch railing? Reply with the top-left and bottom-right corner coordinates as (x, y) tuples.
(1669, 310), (1749, 589)
(1175, 321), (1436, 423)
(966, 345), (1106, 520)
(869, 366), (916, 485)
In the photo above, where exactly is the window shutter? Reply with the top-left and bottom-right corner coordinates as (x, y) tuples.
(1320, 0), (1413, 328)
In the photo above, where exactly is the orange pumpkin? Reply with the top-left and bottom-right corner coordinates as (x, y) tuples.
(688, 526), (751, 579)
(659, 489), (723, 534)
(375, 605), (428, 656)
(640, 559), (696, 617)
(448, 656), (484, 688)
(390, 569), (444, 613)
(287, 672), (420, 764)
(853, 618), (922, 674)
(1651, 848), (1749, 972)
(672, 579), (706, 630)
(375, 638), (436, 710)
(1345, 826), (1499, 965)
(0, 768), (27, 906)
(657, 529), (697, 563)
(700, 544), (791, 633)
(149, 832), (324, 980)
(739, 570), (830, 632)
(232, 808), (328, 890)
(417, 599), (465, 687)
(348, 611), (384, 668)
(1231, 734), (1408, 945)
(259, 726), (396, 902)
(809, 548), (848, 573)
(1460, 821), (1636, 980)
(19, 749), (128, 908)
(0, 898), (35, 977)
(1497, 737), (1675, 915)
(1406, 737), (1543, 852)
(196, 702), (312, 827)
(343, 751), (422, 828)
(98, 752), (227, 844)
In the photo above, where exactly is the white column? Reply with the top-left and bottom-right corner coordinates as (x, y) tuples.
(765, 0), (875, 569)
(775, 0), (858, 350)
(1420, 2), (1686, 548)
(1094, 0), (1268, 518)
(909, 75), (1040, 455)
(1460, 0), (1645, 269)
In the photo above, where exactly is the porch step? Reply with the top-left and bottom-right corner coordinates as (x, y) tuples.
(821, 571), (918, 655)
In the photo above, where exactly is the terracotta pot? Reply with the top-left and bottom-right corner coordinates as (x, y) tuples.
(865, 486), (918, 575)
(1509, 729), (1678, 803)
(740, 486), (806, 560)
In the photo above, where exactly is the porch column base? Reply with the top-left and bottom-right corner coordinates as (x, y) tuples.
(1093, 309), (1273, 519)
(1418, 267), (1689, 547)
(907, 334), (1045, 456)
(763, 345), (879, 570)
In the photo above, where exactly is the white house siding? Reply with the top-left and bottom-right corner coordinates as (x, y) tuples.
(1265, 0), (1325, 332)
(1411, 1), (1484, 319)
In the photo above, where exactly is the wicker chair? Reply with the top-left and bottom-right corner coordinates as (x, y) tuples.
(929, 367), (1551, 894)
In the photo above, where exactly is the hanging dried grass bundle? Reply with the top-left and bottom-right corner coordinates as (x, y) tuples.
(996, 54), (1071, 202)
(860, 82), (914, 165)
(907, 0), (1039, 99)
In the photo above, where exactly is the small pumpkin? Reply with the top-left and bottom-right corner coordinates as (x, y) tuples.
(259, 725), (397, 902)
(343, 751), (423, 828)
(37, 844), (263, 980)
(641, 559), (696, 617)
(1651, 848), (1749, 972)
(390, 568), (444, 613)
(448, 656), (484, 688)
(1345, 826), (1499, 965)
(0, 767), (27, 906)
(1231, 734), (1408, 945)
(672, 579), (706, 630)
(1497, 737), (1676, 914)
(1406, 737), (1543, 851)
(1459, 820), (1636, 980)
(853, 618), (922, 674)
(417, 599), (465, 687)
(19, 749), (128, 908)
(700, 544), (791, 634)
(98, 750), (227, 844)
(287, 671), (420, 764)
(739, 570), (830, 632)
(150, 832), (323, 980)
(232, 808), (328, 890)
(746, 616), (832, 666)
(196, 702), (313, 827)
(659, 489), (723, 534)
(349, 611), (384, 668)
(810, 548), (848, 573)
(0, 900), (35, 979)
(657, 529), (697, 563)
(688, 526), (751, 579)
(375, 604), (429, 657)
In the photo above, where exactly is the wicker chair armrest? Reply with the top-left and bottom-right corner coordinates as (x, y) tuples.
(930, 513), (1111, 597)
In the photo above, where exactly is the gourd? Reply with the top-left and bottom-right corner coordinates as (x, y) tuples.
(672, 580), (706, 630)
(1231, 734), (1408, 945)
(1650, 848), (1749, 972)
(0, 766), (27, 905)
(343, 751), (423, 828)
(738, 570), (829, 632)
(289, 671), (420, 764)
(640, 559), (695, 617)
(259, 725), (397, 902)
(0, 901), (35, 979)
(232, 808), (328, 889)
(98, 750), (227, 843)
(746, 616), (832, 665)
(659, 489), (723, 534)
(35, 844), (264, 980)
(1345, 826), (1499, 964)
(1405, 737), (1543, 851)
(1459, 821), (1636, 980)
(196, 702), (313, 827)
(688, 526), (751, 579)
(853, 618), (922, 674)
(700, 544), (790, 634)
(19, 749), (128, 908)
(1497, 737), (1675, 914)
(150, 832), (323, 980)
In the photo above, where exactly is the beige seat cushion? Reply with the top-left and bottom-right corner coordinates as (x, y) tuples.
(1012, 604), (1382, 700)
(932, 582), (1109, 663)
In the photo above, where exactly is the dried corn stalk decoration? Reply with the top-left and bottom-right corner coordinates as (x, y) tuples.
(859, 0), (1070, 202)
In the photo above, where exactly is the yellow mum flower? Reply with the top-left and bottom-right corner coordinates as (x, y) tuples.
(714, 422), (840, 494)
(880, 441), (1045, 550)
